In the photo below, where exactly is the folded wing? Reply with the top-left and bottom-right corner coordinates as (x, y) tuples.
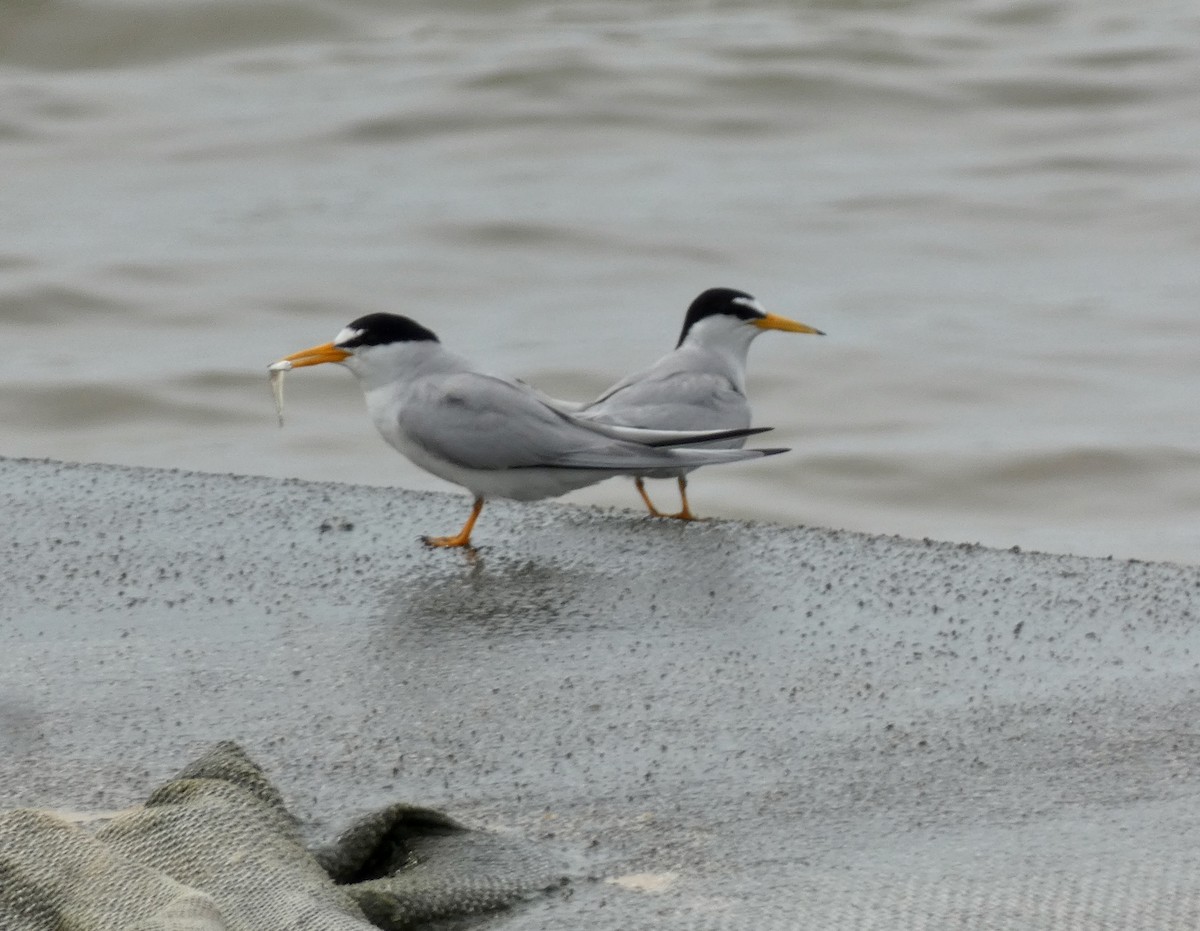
(398, 374), (780, 473)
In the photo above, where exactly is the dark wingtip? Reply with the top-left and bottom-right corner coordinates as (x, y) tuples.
(652, 425), (774, 448)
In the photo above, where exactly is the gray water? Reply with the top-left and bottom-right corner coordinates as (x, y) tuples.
(3, 0), (1200, 563)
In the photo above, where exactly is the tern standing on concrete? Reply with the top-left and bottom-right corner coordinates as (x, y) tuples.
(571, 288), (823, 520)
(271, 313), (788, 548)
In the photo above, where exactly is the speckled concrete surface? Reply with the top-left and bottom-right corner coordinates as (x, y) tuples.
(3, 456), (1200, 928)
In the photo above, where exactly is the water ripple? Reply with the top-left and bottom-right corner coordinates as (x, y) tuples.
(0, 383), (262, 429)
(0, 0), (359, 70)
(0, 285), (128, 324)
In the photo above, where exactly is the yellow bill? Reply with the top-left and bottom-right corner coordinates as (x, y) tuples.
(754, 313), (824, 335)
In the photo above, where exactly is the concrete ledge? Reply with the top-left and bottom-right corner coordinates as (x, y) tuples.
(3, 457), (1200, 928)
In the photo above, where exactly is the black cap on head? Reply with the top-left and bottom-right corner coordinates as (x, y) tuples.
(677, 288), (761, 347)
(337, 313), (439, 348)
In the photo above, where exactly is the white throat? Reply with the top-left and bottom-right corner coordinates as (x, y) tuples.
(678, 316), (761, 394)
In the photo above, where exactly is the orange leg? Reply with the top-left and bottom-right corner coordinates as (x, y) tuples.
(635, 477), (665, 517)
(423, 496), (484, 548)
(667, 476), (700, 521)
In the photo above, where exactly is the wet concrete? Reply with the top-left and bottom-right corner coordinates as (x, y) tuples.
(2, 456), (1200, 928)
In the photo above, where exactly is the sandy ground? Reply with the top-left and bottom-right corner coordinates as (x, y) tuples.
(2, 456), (1200, 928)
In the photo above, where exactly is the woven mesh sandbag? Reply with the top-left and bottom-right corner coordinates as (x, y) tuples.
(0, 742), (561, 931)
(0, 808), (229, 931)
(317, 803), (567, 930)
(96, 742), (373, 931)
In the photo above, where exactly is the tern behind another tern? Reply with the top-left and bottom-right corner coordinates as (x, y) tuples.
(570, 288), (824, 520)
(271, 313), (789, 549)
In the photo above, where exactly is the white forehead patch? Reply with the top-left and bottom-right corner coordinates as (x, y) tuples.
(731, 295), (765, 315)
(334, 326), (363, 346)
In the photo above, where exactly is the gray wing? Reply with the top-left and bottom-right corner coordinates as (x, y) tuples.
(398, 373), (710, 472)
(514, 378), (587, 414)
(583, 369), (751, 432)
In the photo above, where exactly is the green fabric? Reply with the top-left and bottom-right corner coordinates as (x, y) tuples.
(0, 742), (561, 931)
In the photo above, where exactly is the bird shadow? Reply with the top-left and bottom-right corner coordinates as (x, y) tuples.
(378, 552), (610, 641)
(0, 695), (45, 757)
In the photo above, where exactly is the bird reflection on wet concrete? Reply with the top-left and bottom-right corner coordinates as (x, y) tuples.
(381, 553), (611, 640)
(372, 513), (767, 649)
(0, 696), (44, 757)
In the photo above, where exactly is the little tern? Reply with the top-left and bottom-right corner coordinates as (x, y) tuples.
(571, 288), (823, 520)
(270, 312), (788, 549)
